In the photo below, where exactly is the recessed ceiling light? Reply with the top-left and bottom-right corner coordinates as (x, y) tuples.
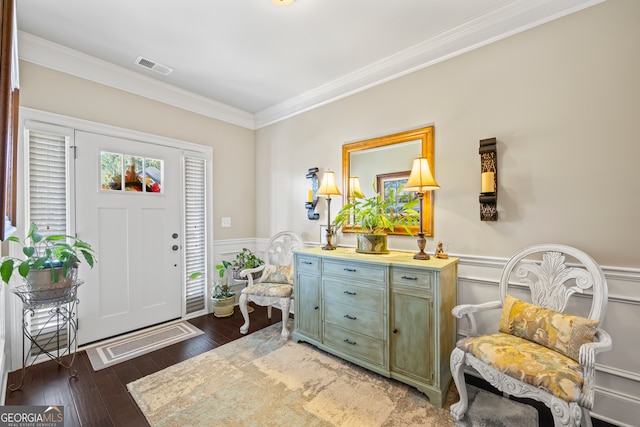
(272, 0), (295, 5)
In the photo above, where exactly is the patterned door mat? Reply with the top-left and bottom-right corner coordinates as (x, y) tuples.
(85, 320), (203, 370)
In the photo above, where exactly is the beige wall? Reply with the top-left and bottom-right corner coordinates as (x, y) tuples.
(17, 0), (640, 266)
(19, 61), (256, 240)
(256, 0), (640, 268)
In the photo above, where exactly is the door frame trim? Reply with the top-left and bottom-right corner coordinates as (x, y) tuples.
(14, 107), (213, 369)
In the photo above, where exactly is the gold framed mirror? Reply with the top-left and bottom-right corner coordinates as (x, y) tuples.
(341, 126), (435, 236)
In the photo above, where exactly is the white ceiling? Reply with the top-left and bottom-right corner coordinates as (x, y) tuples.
(16, 0), (603, 129)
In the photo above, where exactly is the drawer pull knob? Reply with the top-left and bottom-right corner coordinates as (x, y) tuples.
(343, 268), (357, 272)
(344, 314), (357, 320)
(302, 261), (313, 265)
(393, 328), (398, 333)
(401, 275), (418, 281)
(343, 290), (357, 296)
(344, 338), (357, 346)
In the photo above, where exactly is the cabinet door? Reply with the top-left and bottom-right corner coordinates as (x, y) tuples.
(390, 290), (433, 384)
(296, 272), (321, 340)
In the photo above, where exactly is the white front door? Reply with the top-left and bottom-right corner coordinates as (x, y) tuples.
(74, 131), (183, 345)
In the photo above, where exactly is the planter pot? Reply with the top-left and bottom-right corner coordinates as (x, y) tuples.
(356, 234), (389, 254)
(26, 267), (77, 290)
(21, 267), (78, 304)
(212, 296), (235, 318)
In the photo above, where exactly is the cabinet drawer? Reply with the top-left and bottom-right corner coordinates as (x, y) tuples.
(322, 279), (385, 313)
(391, 267), (433, 291)
(324, 301), (385, 340)
(322, 260), (387, 284)
(297, 256), (319, 273)
(323, 324), (385, 366)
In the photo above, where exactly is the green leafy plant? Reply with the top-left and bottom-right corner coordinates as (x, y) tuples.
(333, 187), (419, 235)
(214, 260), (233, 280)
(212, 261), (235, 299)
(232, 248), (264, 270)
(0, 222), (96, 285)
(211, 281), (235, 299)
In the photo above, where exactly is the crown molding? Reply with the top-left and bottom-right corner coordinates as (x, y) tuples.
(18, 0), (603, 131)
(18, 32), (255, 130)
(254, 0), (605, 128)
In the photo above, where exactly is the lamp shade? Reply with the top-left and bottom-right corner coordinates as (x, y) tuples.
(317, 170), (342, 197)
(404, 157), (439, 192)
(349, 176), (363, 198)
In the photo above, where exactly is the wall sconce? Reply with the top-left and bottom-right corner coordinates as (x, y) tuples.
(305, 167), (319, 220)
(404, 157), (439, 260)
(317, 169), (342, 250)
(479, 137), (498, 221)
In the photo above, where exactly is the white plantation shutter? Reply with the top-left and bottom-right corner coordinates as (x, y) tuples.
(28, 131), (68, 234)
(184, 157), (207, 314)
(26, 128), (71, 357)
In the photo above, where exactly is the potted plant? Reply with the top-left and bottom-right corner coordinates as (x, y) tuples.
(333, 187), (419, 254)
(0, 222), (96, 300)
(230, 248), (264, 280)
(211, 261), (236, 317)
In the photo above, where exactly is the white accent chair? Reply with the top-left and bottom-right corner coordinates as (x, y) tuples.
(239, 231), (304, 339)
(450, 244), (612, 427)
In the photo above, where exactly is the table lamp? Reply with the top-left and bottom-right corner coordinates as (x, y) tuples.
(403, 157), (439, 260)
(317, 170), (342, 250)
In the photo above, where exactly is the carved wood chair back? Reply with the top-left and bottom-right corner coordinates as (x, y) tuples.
(498, 244), (607, 322)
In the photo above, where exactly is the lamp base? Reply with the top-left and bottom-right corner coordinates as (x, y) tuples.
(413, 232), (430, 260)
(322, 227), (337, 250)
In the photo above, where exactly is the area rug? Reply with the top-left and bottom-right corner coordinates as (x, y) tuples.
(85, 320), (204, 371)
(127, 321), (538, 427)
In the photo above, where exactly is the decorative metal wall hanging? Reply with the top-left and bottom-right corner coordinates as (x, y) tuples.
(306, 167), (319, 220)
(479, 138), (498, 221)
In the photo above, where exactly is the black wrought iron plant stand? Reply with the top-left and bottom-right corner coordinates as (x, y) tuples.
(9, 280), (83, 391)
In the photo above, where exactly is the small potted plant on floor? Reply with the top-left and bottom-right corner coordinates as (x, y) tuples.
(0, 223), (96, 298)
(211, 261), (236, 317)
(333, 187), (419, 254)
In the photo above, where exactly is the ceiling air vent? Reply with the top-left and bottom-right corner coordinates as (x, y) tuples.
(134, 56), (173, 76)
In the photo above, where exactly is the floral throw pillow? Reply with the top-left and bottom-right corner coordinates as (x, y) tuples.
(258, 265), (293, 285)
(499, 294), (599, 362)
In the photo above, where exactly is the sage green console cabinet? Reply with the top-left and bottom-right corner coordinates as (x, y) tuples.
(293, 247), (458, 408)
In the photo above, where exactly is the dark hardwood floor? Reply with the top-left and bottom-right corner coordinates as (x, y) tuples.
(4, 305), (283, 427)
(5, 306), (617, 427)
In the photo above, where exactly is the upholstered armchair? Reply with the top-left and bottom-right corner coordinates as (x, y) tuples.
(450, 244), (612, 427)
(239, 231), (304, 339)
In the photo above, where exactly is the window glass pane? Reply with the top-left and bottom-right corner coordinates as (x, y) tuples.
(144, 158), (163, 193)
(124, 155), (143, 192)
(101, 151), (122, 191)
